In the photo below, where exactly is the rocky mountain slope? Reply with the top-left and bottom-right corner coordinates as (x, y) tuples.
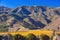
(0, 6), (60, 31)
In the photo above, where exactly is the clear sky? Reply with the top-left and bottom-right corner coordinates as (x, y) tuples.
(0, 0), (60, 8)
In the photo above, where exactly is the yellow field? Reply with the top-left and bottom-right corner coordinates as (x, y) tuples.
(0, 30), (53, 38)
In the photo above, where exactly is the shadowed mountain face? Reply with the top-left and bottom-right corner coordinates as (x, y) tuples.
(0, 6), (60, 31)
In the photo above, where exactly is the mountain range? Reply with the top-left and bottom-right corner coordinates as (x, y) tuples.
(0, 6), (60, 32)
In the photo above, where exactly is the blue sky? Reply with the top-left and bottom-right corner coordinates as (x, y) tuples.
(0, 0), (60, 8)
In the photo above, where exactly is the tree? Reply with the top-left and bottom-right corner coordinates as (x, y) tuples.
(26, 33), (37, 40)
(0, 35), (3, 40)
(8, 34), (13, 40)
(40, 34), (50, 40)
(14, 34), (26, 40)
